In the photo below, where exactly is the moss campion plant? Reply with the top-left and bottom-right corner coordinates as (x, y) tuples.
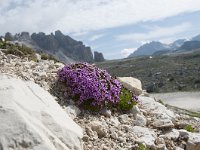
(58, 63), (138, 110)
(184, 124), (194, 132)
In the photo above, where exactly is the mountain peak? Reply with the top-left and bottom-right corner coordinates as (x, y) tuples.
(3, 31), (105, 63)
(55, 30), (64, 36)
(170, 39), (186, 50)
(191, 34), (200, 41)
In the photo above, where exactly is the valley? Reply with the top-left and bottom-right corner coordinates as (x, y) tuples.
(96, 49), (200, 93)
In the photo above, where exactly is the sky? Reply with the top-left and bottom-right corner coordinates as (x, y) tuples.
(0, 0), (200, 60)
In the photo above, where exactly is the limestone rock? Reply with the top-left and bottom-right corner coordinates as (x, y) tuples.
(54, 62), (64, 69)
(117, 77), (142, 95)
(109, 117), (120, 126)
(100, 108), (112, 117)
(155, 137), (165, 145)
(134, 114), (147, 127)
(33, 71), (47, 78)
(153, 144), (167, 150)
(152, 119), (174, 129)
(35, 53), (41, 61)
(90, 121), (107, 138)
(64, 105), (81, 119)
(139, 96), (175, 119)
(130, 105), (141, 116)
(175, 147), (184, 150)
(118, 114), (129, 124)
(186, 132), (200, 150)
(131, 126), (156, 147)
(0, 74), (83, 150)
(110, 132), (118, 140)
(160, 129), (180, 140)
(178, 129), (190, 138)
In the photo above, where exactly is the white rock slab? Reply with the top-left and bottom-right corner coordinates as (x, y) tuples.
(0, 74), (83, 150)
(139, 96), (175, 120)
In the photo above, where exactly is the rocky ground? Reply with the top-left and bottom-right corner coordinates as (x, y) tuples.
(1, 49), (200, 150)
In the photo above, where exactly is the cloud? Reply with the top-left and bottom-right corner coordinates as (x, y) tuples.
(159, 38), (178, 44)
(121, 48), (137, 57)
(89, 34), (105, 41)
(0, 0), (200, 34)
(116, 22), (191, 42)
(71, 31), (89, 37)
(138, 40), (150, 45)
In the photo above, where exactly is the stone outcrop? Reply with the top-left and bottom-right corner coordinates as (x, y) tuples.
(31, 31), (94, 63)
(31, 32), (59, 52)
(15, 32), (31, 41)
(94, 51), (104, 62)
(0, 74), (83, 150)
(5, 32), (14, 41)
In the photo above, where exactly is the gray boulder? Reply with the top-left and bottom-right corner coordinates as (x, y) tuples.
(117, 77), (142, 95)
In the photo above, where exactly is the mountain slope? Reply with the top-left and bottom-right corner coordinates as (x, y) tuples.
(179, 41), (200, 51)
(191, 34), (200, 41)
(128, 41), (170, 57)
(4, 31), (104, 63)
(170, 39), (186, 50)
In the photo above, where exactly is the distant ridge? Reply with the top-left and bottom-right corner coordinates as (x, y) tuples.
(128, 41), (170, 57)
(128, 34), (200, 58)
